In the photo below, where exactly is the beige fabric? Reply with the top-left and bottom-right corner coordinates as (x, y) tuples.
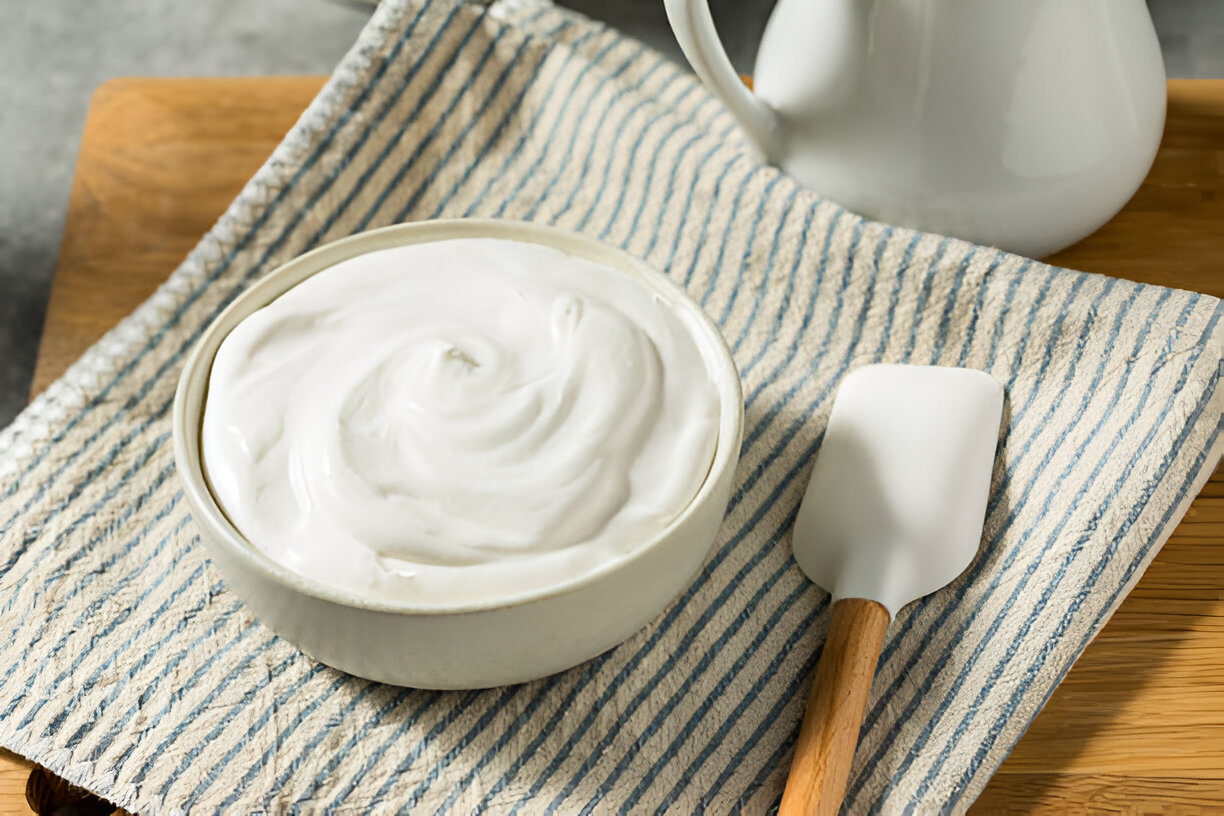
(0, 1), (1220, 812)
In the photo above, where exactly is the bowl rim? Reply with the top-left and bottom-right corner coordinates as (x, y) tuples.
(173, 218), (744, 616)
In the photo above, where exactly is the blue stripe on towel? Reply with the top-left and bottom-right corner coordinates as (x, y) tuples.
(584, 84), (708, 235)
(933, 303), (1219, 812)
(843, 274), (1110, 805)
(288, 688), (416, 807)
(533, 222), (881, 809)
(0, 440), (175, 647)
(500, 47), (664, 224)
(402, 686), (522, 811)
(615, 572), (811, 813)
(395, 33), (550, 221)
(956, 252), (1009, 367)
(0, 4), (457, 605)
(741, 674), (818, 808)
(236, 27), (651, 812)
(313, 692), (443, 811)
(580, 227), (971, 809)
(3, 3), (1218, 812)
(15, 7), (531, 778)
(545, 59), (672, 223)
(651, 255), (1062, 812)
(870, 233), (929, 360)
(654, 591), (827, 812)
(211, 673), (351, 810)
(0, 2), (441, 539)
(490, 39), (640, 219)
(460, 27), (623, 218)
(700, 173), (778, 308)
(354, 689), (488, 810)
(53, 17), (641, 802)
(852, 289), (1184, 812)
(386, 122), (778, 816)
(429, 25), (606, 219)
(50, 561), (206, 741)
(729, 188), (803, 353)
(308, 9), (497, 242)
(638, 123), (733, 261)
(931, 246), (981, 361)
(605, 73), (719, 235)
(127, 634), (292, 785)
(840, 264), (1065, 790)
(431, 681), (566, 811)
(739, 207), (838, 382)
(11, 512), (191, 732)
(88, 599), (249, 766)
(171, 651), (308, 805)
(900, 237), (953, 360)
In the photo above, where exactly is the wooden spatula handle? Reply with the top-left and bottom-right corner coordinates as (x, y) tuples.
(780, 597), (891, 816)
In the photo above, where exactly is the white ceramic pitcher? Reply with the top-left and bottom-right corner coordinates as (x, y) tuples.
(664, 0), (1166, 258)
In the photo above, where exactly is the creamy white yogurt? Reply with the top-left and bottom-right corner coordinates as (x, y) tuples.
(201, 238), (721, 606)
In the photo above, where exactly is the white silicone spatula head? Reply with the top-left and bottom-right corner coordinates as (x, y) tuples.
(794, 364), (1005, 616)
(779, 364), (1004, 816)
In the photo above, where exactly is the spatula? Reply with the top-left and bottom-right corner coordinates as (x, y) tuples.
(780, 364), (1004, 816)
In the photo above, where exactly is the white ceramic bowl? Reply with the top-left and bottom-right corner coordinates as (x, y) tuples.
(173, 219), (744, 689)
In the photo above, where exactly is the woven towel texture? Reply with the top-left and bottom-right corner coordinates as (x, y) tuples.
(1, 1), (1221, 813)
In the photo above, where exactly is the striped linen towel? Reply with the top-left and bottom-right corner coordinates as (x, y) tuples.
(1, 0), (1220, 812)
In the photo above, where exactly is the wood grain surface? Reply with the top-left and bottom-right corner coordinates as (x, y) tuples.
(0, 751), (32, 816)
(28, 76), (328, 399)
(10, 76), (1224, 814)
(782, 598), (891, 816)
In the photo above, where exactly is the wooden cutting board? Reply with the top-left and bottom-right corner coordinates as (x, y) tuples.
(6, 76), (1223, 815)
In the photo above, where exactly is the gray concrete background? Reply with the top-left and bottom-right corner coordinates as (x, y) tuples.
(0, 0), (1220, 428)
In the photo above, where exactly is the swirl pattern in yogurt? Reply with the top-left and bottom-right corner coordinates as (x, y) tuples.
(201, 238), (721, 606)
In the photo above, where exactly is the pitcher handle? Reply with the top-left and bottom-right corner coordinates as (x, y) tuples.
(664, 0), (782, 161)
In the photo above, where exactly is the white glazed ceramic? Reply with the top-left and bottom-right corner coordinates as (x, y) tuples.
(173, 219), (744, 689)
(664, 0), (1167, 258)
(793, 365), (1003, 618)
